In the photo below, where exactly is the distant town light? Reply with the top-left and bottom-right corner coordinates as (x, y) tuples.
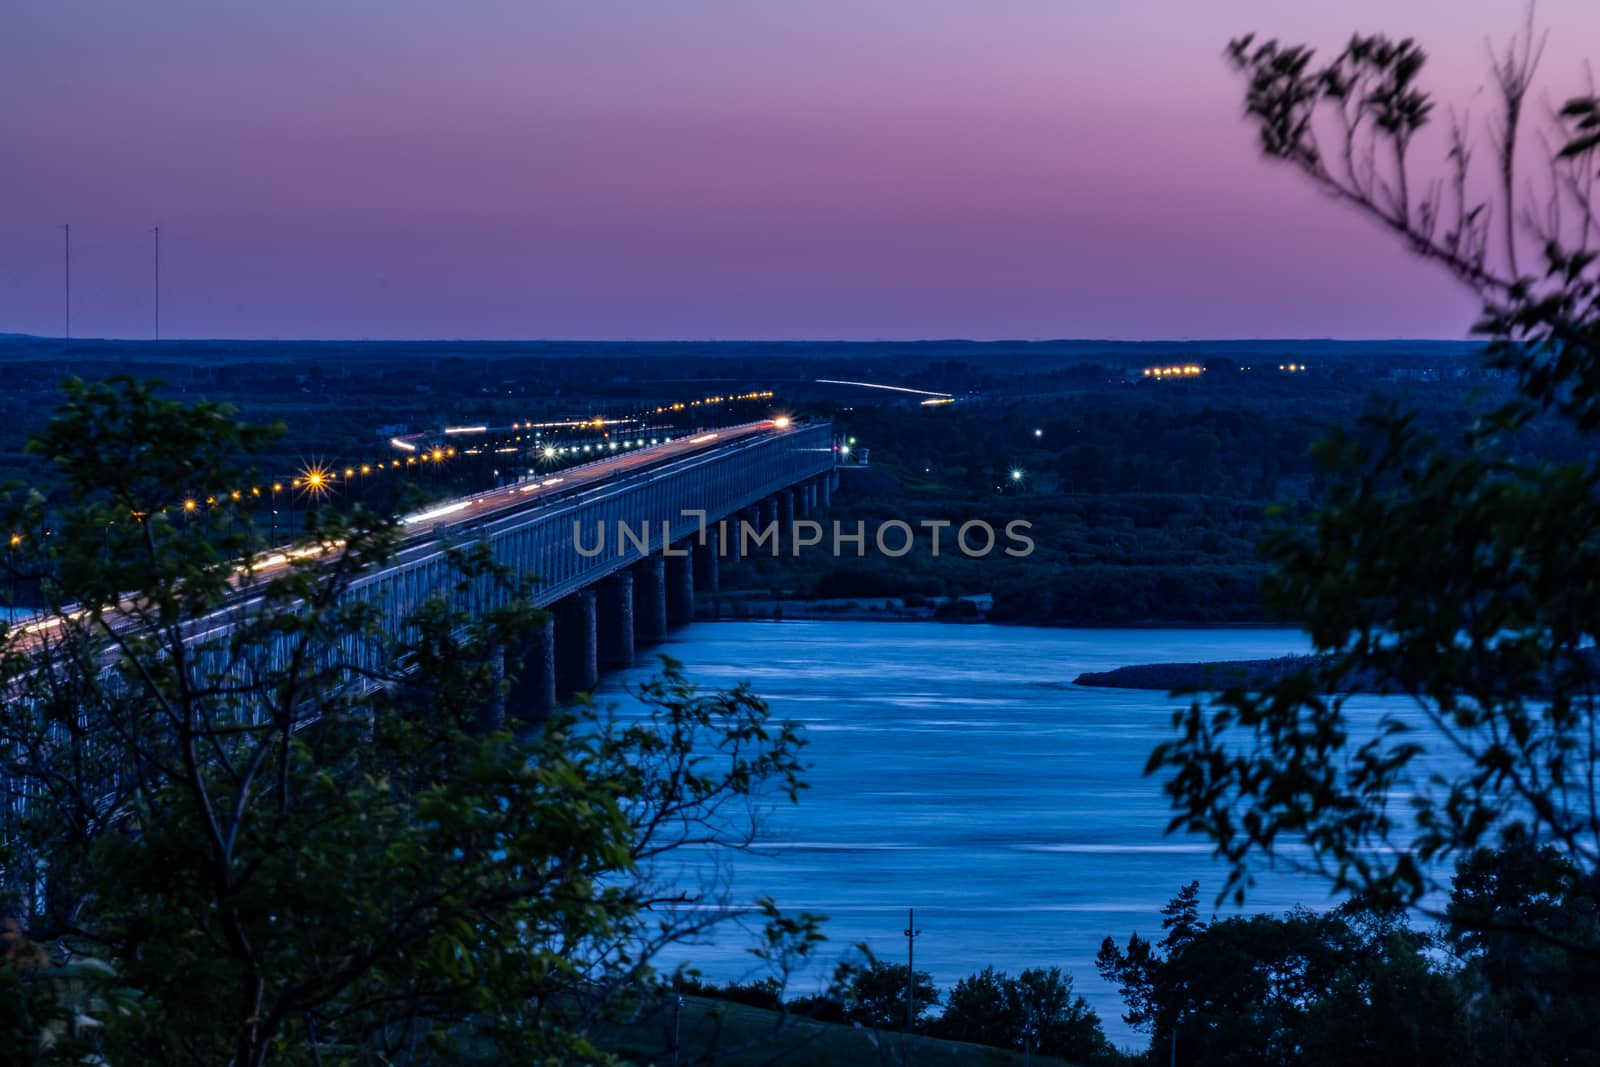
(1142, 364), (1203, 379)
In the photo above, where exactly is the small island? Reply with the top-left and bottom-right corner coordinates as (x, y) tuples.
(1074, 654), (1323, 691)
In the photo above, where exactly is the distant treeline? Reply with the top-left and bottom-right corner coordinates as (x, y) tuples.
(721, 369), (1594, 626)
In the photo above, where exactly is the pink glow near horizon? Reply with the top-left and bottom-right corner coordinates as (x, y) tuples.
(5, 0), (1598, 341)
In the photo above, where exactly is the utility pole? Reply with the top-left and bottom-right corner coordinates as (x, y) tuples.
(903, 907), (921, 1035)
(62, 223), (71, 340)
(152, 225), (160, 341)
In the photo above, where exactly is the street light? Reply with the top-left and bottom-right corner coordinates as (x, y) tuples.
(6, 533), (18, 613)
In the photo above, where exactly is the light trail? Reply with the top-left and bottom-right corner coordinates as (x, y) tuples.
(5, 420), (788, 657)
(815, 378), (953, 399)
(401, 501), (470, 526)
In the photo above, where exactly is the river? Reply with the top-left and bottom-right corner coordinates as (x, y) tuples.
(596, 621), (1354, 1049)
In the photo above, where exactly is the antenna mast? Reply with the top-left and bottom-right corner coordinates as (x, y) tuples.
(63, 223), (71, 340)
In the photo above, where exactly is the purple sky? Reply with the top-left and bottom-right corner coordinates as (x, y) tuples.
(6, 0), (1598, 341)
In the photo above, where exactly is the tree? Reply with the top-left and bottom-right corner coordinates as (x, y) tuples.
(1150, 17), (1600, 954)
(933, 965), (1112, 1064)
(1098, 884), (1462, 1067)
(1442, 840), (1600, 1064)
(0, 377), (816, 1064)
(835, 954), (938, 1031)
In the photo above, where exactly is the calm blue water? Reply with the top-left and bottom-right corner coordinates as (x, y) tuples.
(596, 622), (1369, 1048)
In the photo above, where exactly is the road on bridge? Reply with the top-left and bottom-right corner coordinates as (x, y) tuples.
(11, 417), (796, 649)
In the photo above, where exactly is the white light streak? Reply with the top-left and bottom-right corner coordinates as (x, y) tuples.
(816, 378), (953, 398)
(401, 501), (470, 525)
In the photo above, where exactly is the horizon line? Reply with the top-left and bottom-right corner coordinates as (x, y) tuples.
(0, 333), (1485, 347)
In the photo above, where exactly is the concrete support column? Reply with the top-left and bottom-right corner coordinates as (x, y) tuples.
(693, 537), (720, 596)
(554, 589), (598, 692)
(666, 544), (695, 626)
(506, 617), (556, 725)
(778, 487), (796, 534)
(634, 555), (669, 644)
(596, 570), (635, 668)
(819, 473), (833, 507)
(478, 653), (507, 734)
(806, 481), (818, 512)
(758, 495), (777, 556)
(736, 505), (760, 559)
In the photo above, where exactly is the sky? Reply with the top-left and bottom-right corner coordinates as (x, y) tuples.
(5, 0), (1599, 341)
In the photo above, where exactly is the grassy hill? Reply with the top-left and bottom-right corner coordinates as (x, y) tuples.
(596, 994), (1089, 1066)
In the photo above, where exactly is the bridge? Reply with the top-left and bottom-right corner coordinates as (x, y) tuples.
(2, 419), (834, 837)
(8, 418), (834, 738)
(342, 417), (837, 721)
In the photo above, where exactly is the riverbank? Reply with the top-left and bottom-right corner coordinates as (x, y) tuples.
(1074, 649), (1600, 694)
(696, 592), (994, 623)
(1073, 654), (1323, 691)
(698, 592), (1281, 630)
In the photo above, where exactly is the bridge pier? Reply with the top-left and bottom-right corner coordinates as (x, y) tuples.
(667, 545), (694, 626)
(778, 489), (795, 546)
(758, 496), (778, 536)
(693, 538), (719, 597)
(737, 506), (760, 558)
(596, 571), (635, 668)
(634, 556), (669, 644)
(479, 654), (507, 733)
(505, 617), (557, 724)
(554, 589), (598, 692)
(818, 473), (832, 508)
